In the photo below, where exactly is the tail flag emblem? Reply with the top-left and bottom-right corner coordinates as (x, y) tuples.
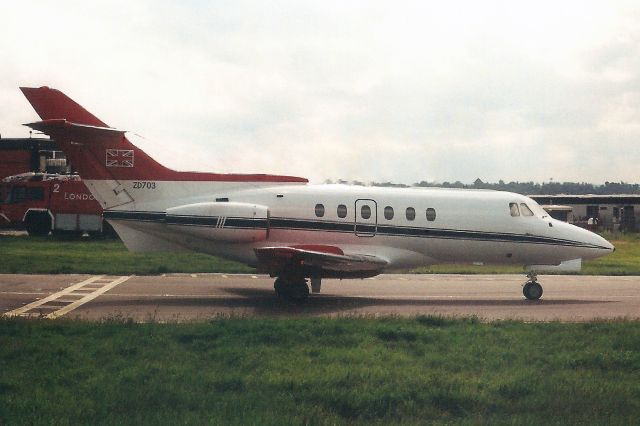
(106, 149), (134, 167)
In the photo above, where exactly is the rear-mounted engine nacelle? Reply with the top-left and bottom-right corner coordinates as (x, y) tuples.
(166, 201), (268, 243)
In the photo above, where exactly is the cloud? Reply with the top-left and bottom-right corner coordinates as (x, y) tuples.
(2, 0), (640, 184)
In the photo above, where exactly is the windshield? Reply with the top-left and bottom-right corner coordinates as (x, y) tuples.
(526, 199), (549, 218)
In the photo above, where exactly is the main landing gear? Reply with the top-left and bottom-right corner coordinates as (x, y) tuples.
(273, 270), (322, 301)
(523, 272), (543, 300)
(274, 277), (309, 301)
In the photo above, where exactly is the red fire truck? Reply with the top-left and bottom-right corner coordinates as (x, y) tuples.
(0, 173), (105, 236)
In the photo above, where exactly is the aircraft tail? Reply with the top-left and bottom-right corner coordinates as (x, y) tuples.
(20, 86), (107, 127)
(21, 86), (179, 183)
(20, 86), (307, 209)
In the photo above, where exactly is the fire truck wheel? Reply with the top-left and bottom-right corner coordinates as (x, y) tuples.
(24, 212), (52, 236)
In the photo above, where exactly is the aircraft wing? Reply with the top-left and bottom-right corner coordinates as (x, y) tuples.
(254, 245), (388, 278)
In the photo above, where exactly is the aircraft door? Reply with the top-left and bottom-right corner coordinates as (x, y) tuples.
(355, 199), (377, 237)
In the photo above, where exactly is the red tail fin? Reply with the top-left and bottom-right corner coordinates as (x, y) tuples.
(20, 87), (107, 127)
(20, 86), (307, 184)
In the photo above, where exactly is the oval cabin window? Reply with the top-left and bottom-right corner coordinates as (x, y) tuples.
(337, 204), (347, 218)
(361, 205), (372, 219)
(426, 208), (436, 221)
(406, 207), (416, 221)
(384, 206), (394, 220)
(315, 203), (325, 217)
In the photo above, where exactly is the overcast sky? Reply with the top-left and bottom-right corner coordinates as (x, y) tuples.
(1, 1), (639, 184)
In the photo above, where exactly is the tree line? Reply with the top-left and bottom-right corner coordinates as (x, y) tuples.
(324, 179), (640, 195)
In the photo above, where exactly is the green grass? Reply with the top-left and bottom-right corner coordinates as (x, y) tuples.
(582, 233), (640, 275)
(0, 233), (638, 275)
(1, 316), (639, 425)
(0, 235), (252, 275)
(416, 232), (640, 275)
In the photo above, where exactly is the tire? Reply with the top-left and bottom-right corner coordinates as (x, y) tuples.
(289, 281), (309, 301)
(25, 212), (51, 237)
(274, 278), (309, 301)
(274, 278), (286, 296)
(523, 282), (543, 300)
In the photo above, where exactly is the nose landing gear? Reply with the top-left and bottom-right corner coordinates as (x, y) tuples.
(523, 272), (543, 300)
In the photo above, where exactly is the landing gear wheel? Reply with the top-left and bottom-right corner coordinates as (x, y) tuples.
(274, 278), (286, 296)
(523, 282), (543, 300)
(289, 281), (309, 301)
(273, 277), (309, 301)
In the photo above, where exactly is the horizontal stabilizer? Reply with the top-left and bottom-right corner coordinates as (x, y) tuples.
(24, 119), (126, 143)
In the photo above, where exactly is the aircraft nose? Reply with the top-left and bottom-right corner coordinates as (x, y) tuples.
(597, 233), (615, 251)
(583, 230), (615, 259)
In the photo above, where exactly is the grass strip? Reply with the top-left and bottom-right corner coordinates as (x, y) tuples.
(1, 316), (639, 425)
(0, 235), (252, 275)
(0, 232), (638, 275)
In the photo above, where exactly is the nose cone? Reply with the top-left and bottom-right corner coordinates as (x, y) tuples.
(578, 227), (615, 260)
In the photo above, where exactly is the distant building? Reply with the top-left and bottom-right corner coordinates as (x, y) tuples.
(530, 194), (639, 232)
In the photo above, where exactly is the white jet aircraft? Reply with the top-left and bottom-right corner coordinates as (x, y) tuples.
(20, 86), (614, 300)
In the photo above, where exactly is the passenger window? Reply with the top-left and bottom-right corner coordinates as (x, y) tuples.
(315, 203), (325, 217)
(520, 203), (534, 217)
(509, 203), (520, 217)
(361, 205), (371, 219)
(426, 208), (436, 221)
(384, 206), (394, 220)
(337, 204), (347, 218)
(406, 207), (416, 221)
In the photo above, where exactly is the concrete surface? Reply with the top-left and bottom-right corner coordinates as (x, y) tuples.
(2, 273), (640, 322)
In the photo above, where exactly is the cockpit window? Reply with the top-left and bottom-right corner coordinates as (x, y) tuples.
(528, 201), (549, 218)
(520, 203), (534, 217)
(509, 203), (520, 217)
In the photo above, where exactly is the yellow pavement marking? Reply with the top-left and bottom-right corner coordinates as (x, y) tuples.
(3, 275), (132, 319)
(3, 276), (105, 317)
(47, 276), (132, 319)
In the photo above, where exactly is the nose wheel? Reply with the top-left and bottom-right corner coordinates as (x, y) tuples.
(523, 272), (543, 300)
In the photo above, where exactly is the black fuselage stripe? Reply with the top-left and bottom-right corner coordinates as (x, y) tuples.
(102, 211), (608, 250)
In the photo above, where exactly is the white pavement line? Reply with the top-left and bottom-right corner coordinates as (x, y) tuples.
(46, 276), (133, 319)
(3, 276), (105, 317)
